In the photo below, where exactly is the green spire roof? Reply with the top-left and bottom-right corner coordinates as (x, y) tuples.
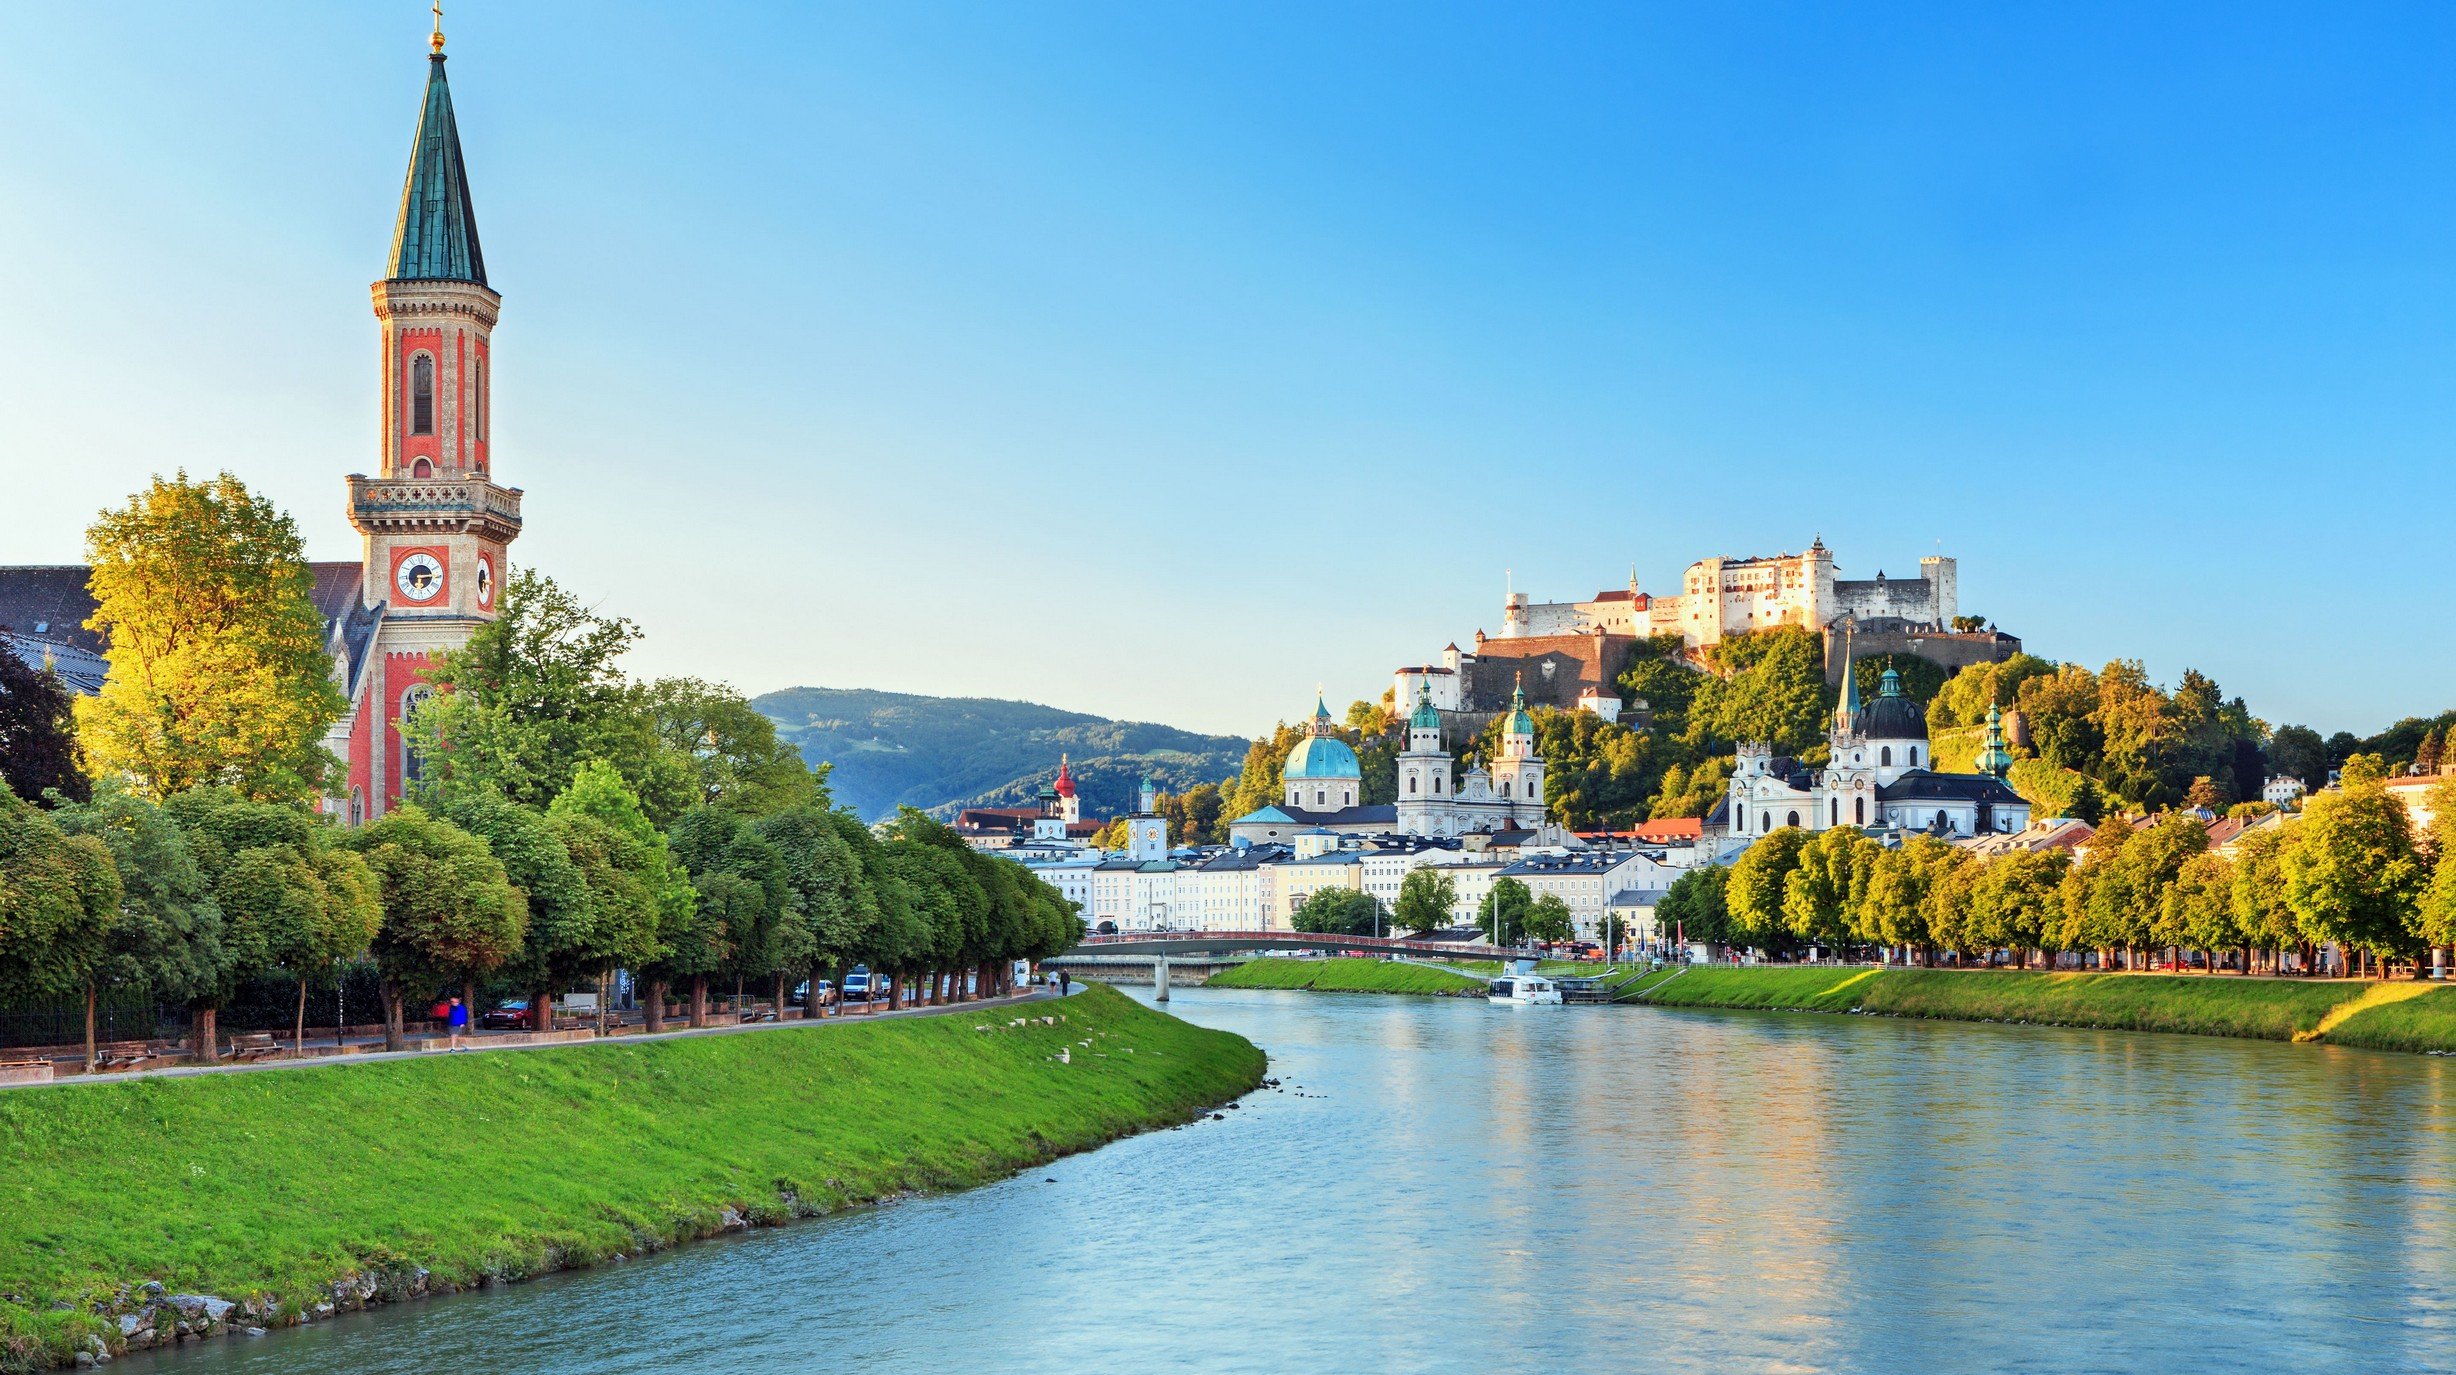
(1976, 702), (2015, 779)
(1836, 627), (1861, 728)
(389, 55), (487, 285)
(1410, 681), (1441, 731)
(1505, 678), (1535, 736)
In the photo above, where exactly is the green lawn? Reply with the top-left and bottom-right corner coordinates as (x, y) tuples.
(1205, 957), (1487, 997)
(2322, 985), (2456, 1054)
(1632, 965), (2449, 1048)
(0, 986), (1260, 1371)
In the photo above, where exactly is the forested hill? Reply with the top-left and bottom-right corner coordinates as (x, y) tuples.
(752, 687), (1248, 822)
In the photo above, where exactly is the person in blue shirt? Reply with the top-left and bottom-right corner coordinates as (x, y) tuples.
(447, 996), (469, 1050)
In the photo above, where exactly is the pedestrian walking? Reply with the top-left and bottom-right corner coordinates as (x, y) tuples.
(1057, 969), (1071, 998)
(447, 996), (469, 1050)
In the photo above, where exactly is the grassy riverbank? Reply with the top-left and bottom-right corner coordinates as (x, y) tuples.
(1628, 966), (2456, 1051)
(1206, 957), (1487, 997)
(0, 986), (1261, 1372)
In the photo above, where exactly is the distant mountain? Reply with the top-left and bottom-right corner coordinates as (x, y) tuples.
(752, 687), (1250, 822)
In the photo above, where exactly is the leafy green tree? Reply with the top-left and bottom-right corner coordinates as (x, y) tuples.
(1291, 887), (1382, 937)
(216, 840), (380, 1053)
(0, 780), (123, 1066)
(53, 782), (229, 1061)
(2007, 759), (2104, 824)
(1393, 867), (1458, 935)
(347, 805), (528, 1049)
(1856, 837), (1957, 960)
(1478, 876), (1533, 947)
(2160, 851), (2240, 972)
(758, 807), (880, 992)
(2227, 827), (2302, 971)
(0, 647), (87, 806)
(2265, 725), (2329, 790)
(1468, 707), (1660, 829)
(437, 792), (597, 1031)
(77, 473), (343, 802)
(1616, 634), (1701, 740)
(1782, 826), (1869, 952)
(1655, 864), (1731, 949)
(1522, 893), (1575, 945)
(1683, 628), (1829, 757)
(1649, 758), (1734, 820)
(1965, 847), (2069, 967)
(2416, 781), (2456, 961)
(161, 786), (359, 1060)
(548, 760), (694, 1028)
(2281, 760), (2428, 975)
(1218, 721), (1308, 825)
(1728, 827), (1809, 948)
(668, 806), (801, 1022)
(647, 677), (828, 816)
(1155, 783), (1226, 847)
(406, 569), (693, 825)
(1926, 653), (2058, 732)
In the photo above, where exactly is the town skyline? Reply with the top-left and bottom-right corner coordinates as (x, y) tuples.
(7, 6), (2454, 737)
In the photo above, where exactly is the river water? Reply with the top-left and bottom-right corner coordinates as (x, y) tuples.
(129, 988), (2456, 1374)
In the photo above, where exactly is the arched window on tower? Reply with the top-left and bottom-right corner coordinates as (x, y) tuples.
(1407, 776), (1417, 794)
(474, 357), (487, 443)
(1855, 796), (1866, 825)
(410, 354), (435, 436)
(1881, 746), (1893, 767)
(400, 685), (434, 785)
(1500, 781), (1511, 797)
(1910, 745), (1920, 766)
(1830, 798), (1838, 826)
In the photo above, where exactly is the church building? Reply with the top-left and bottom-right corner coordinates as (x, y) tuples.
(0, 27), (518, 825)
(1227, 687), (1549, 845)
(1719, 634), (2029, 841)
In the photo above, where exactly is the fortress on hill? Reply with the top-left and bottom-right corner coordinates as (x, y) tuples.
(1395, 540), (2021, 730)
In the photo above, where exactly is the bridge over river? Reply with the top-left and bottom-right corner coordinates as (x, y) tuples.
(1047, 931), (1525, 1000)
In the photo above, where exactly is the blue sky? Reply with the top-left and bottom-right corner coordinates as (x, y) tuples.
(4, 3), (2450, 738)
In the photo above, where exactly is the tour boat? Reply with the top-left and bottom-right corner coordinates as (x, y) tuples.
(1488, 975), (1563, 1006)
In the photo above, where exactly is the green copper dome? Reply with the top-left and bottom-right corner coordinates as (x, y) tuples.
(389, 54), (487, 285)
(1409, 683), (1441, 732)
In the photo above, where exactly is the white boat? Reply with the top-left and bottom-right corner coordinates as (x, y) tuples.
(1488, 975), (1563, 1006)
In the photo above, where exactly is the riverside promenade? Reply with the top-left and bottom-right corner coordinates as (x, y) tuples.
(2, 986), (1072, 1092)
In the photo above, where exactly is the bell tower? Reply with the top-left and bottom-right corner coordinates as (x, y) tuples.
(345, 19), (523, 818)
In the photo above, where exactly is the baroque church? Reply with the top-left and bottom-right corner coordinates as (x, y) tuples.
(0, 27), (517, 825)
(1719, 634), (2029, 841)
(1227, 687), (1549, 845)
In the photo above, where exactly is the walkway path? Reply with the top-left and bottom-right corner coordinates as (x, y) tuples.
(7, 987), (1074, 1092)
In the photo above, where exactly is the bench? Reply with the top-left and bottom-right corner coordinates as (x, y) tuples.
(92, 1040), (157, 1073)
(229, 1033), (284, 1062)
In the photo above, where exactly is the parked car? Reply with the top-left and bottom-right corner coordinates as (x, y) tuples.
(789, 979), (836, 1007)
(478, 1000), (530, 1030)
(842, 966), (873, 999)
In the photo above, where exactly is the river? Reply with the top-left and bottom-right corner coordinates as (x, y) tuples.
(127, 987), (2456, 1374)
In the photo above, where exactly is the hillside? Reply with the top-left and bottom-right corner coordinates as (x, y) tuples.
(752, 686), (1248, 821)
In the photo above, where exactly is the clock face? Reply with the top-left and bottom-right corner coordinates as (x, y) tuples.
(395, 551), (446, 603)
(475, 554), (496, 610)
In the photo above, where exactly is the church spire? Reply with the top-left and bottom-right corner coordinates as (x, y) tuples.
(1835, 622), (1861, 732)
(389, 28), (486, 285)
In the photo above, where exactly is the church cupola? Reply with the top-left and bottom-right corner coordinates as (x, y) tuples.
(1976, 703), (2015, 780)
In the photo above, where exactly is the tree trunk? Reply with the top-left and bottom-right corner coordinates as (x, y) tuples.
(463, 977), (476, 1027)
(195, 1003), (220, 1063)
(889, 974), (904, 1011)
(295, 977), (309, 1056)
(689, 975), (707, 1028)
(596, 969), (611, 1036)
(381, 982), (404, 1052)
(84, 984), (98, 1073)
(533, 987), (553, 1033)
(645, 978), (667, 1033)
(775, 970), (789, 1021)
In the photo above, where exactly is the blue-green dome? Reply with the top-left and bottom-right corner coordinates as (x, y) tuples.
(1503, 680), (1535, 737)
(1409, 683), (1441, 732)
(1284, 734), (1362, 781)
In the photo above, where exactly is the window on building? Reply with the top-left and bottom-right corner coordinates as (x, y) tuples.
(1829, 799), (1838, 826)
(1881, 746), (1893, 767)
(1501, 781), (1511, 797)
(412, 457), (432, 478)
(1910, 745), (1920, 766)
(474, 357), (487, 442)
(399, 686), (434, 784)
(1407, 776), (1416, 794)
(1787, 811), (1800, 828)
(410, 353), (435, 435)
(1855, 796), (1865, 825)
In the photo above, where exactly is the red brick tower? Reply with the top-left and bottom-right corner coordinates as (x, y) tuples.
(344, 23), (521, 819)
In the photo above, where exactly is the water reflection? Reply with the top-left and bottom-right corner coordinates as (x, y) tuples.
(129, 990), (2454, 1375)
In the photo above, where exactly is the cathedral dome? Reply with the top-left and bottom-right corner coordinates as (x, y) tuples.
(1285, 734), (1362, 781)
(1854, 667), (1927, 741)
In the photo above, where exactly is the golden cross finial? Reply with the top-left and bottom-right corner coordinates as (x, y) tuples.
(430, 1), (446, 54)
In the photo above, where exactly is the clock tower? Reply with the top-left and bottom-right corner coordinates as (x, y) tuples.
(345, 24), (522, 818)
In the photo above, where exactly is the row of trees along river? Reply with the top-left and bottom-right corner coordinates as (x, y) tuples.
(0, 474), (1082, 1068)
(1652, 756), (2456, 977)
